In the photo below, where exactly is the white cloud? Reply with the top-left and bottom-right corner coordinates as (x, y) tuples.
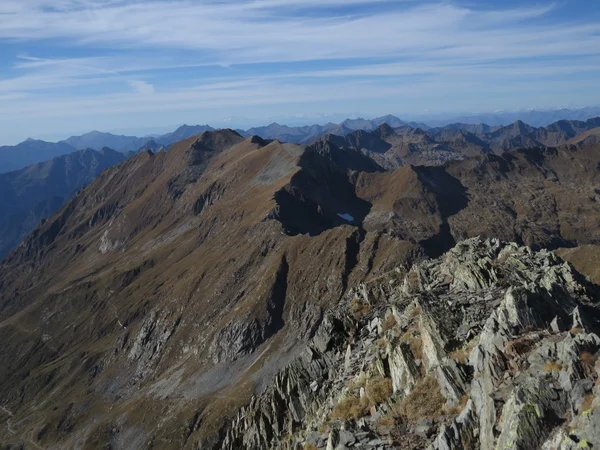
(0, 1), (586, 65)
(128, 80), (155, 95)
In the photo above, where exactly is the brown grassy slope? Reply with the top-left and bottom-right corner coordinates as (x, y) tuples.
(444, 146), (600, 249)
(557, 245), (600, 285)
(568, 127), (600, 147)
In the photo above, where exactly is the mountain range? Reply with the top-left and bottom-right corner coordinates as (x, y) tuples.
(0, 125), (215, 173)
(295, 117), (600, 168)
(3, 108), (600, 173)
(0, 123), (598, 448)
(422, 105), (600, 127)
(1, 116), (600, 260)
(0, 139), (80, 173)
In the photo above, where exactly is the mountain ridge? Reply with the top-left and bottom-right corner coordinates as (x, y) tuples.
(4, 113), (600, 173)
(0, 117), (599, 257)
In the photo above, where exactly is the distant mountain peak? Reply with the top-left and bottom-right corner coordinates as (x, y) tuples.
(372, 123), (397, 139)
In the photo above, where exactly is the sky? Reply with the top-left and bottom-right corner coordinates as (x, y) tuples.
(1, 0), (600, 143)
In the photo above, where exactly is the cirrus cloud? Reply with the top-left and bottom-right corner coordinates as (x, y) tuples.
(0, 0), (599, 142)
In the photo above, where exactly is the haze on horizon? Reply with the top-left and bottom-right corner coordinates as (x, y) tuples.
(1, 0), (600, 144)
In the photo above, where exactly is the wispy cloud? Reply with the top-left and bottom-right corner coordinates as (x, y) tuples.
(128, 80), (155, 95)
(0, 0), (599, 141)
(0, 1), (588, 64)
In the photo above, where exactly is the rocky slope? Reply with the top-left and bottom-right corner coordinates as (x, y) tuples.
(0, 131), (598, 449)
(216, 238), (600, 450)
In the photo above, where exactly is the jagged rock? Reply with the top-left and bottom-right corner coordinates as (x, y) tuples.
(495, 377), (568, 450)
(541, 429), (578, 450)
(429, 399), (477, 450)
(127, 310), (180, 380)
(338, 429), (356, 446)
(435, 359), (468, 406)
(388, 343), (420, 395)
(208, 318), (265, 363)
(326, 428), (339, 450)
(414, 420), (436, 439)
(213, 238), (600, 450)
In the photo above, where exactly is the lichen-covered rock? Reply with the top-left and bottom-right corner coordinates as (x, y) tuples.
(495, 377), (568, 450)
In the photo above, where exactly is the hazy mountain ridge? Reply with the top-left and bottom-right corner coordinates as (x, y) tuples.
(0, 147), (127, 258)
(64, 131), (150, 153)
(426, 106), (600, 127)
(315, 117), (600, 168)
(0, 139), (77, 173)
(3, 110), (600, 173)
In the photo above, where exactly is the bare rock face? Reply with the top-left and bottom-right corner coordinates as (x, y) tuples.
(210, 238), (600, 450)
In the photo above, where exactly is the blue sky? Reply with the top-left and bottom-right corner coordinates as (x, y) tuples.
(1, 0), (600, 143)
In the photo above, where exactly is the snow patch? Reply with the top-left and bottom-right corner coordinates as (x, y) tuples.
(337, 213), (354, 222)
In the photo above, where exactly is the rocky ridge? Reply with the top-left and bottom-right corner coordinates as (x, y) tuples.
(213, 238), (600, 450)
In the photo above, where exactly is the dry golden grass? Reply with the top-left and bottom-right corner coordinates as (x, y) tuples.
(382, 315), (398, 333)
(377, 413), (396, 428)
(400, 328), (423, 360)
(407, 304), (422, 320)
(366, 377), (393, 405)
(570, 327), (585, 335)
(582, 393), (594, 412)
(347, 373), (367, 393)
(317, 422), (329, 433)
(333, 375), (393, 421)
(443, 394), (469, 416)
(450, 341), (477, 365)
(330, 395), (370, 421)
(376, 337), (389, 351)
(581, 351), (598, 378)
(375, 413), (396, 434)
(349, 297), (371, 320)
(543, 361), (563, 373)
(581, 351), (598, 366)
(303, 444), (318, 450)
(394, 376), (445, 422)
(505, 334), (539, 357)
(404, 271), (421, 292)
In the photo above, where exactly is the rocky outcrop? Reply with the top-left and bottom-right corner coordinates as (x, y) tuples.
(210, 238), (600, 450)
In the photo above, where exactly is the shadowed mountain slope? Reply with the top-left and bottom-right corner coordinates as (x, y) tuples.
(0, 147), (127, 258)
